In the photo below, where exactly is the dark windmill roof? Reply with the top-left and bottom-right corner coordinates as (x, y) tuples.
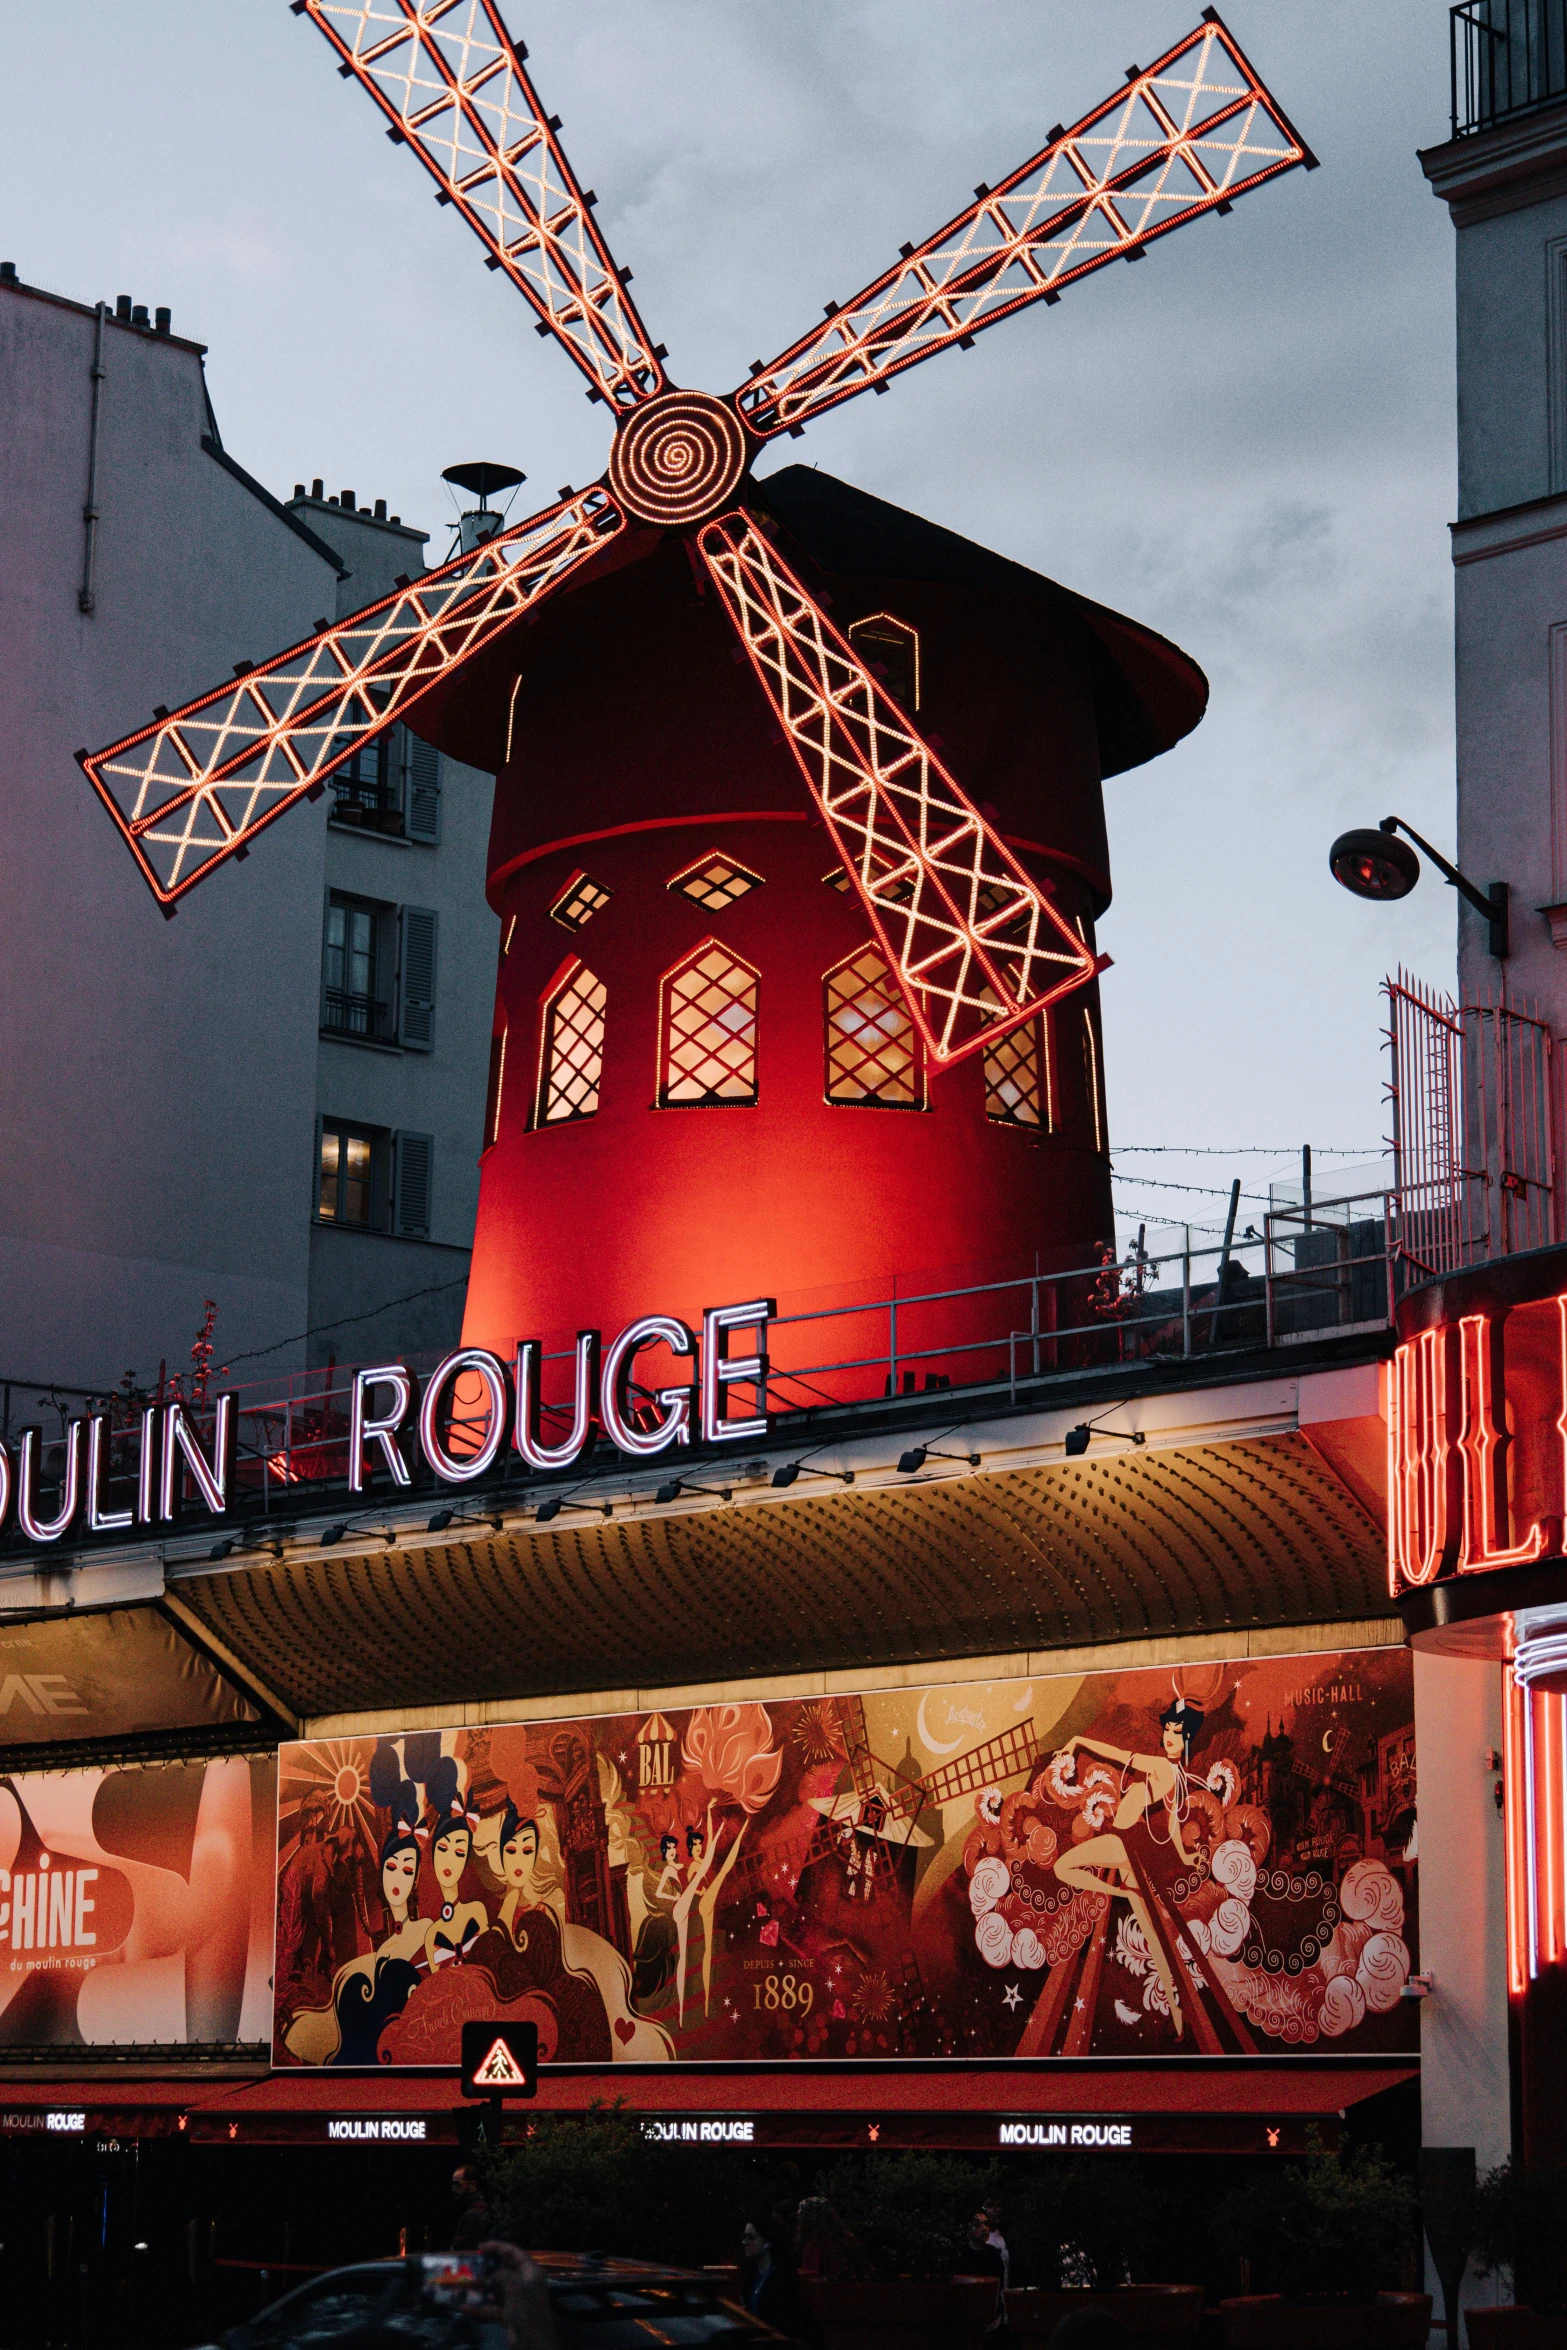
(754, 465), (1208, 778)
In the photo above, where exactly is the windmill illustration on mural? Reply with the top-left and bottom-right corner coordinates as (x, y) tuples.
(80, 1), (1312, 1070)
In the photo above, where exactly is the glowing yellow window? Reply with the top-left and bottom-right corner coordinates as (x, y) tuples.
(983, 1016), (1045, 1130)
(660, 943), (759, 1106)
(826, 948), (922, 1107)
(537, 965), (606, 1125)
(668, 853), (764, 910)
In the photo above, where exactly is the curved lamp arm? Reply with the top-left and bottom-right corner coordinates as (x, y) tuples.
(1381, 816), (1509, 958)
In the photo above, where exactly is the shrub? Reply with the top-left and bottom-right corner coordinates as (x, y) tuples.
(1005, 2159), (1163, 2290)
(485, 2102), (789, 2269)
(1473, 2159), (1567, 2313)
(1210, 2138), (1419, 2304)
(816, 2153), (995, 2281)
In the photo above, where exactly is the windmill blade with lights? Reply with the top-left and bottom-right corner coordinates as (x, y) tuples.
(80, 0), (1313, 1067)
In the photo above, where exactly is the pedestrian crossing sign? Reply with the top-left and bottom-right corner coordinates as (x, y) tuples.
(460, 2019), (538, 2099)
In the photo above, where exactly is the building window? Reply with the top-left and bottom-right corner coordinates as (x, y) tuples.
(660, 942), (759, 1106)
(550, 871), (613, 930)
(983, 1015), (1046, 1130)
(668, 852), (764, 909)
(328, 724), (441, 841)
(849, 613), (919, 711)
(823, 856), (915, 908)
(538, 964), (607, 1124)
(318, 1122), (385, 1227)
(322, 894), (396, 1043)
(825, 947), (922, 1107)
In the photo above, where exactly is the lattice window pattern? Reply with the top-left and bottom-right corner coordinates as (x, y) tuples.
(823, 859), (914, 907)
(660, 944), (759, 1105)
(550, 871), (613, 930)
(984, 1016), (1044, 1129)
(826, 948), (923, 1108)
(669, 853), (764, 910)
(538, 965), (607, 1124)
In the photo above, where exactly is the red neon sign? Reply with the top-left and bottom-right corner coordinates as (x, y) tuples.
(1388, 1294), (1567, 1597)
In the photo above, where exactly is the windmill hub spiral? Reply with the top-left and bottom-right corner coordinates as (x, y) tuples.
(608, 390), (749, 527)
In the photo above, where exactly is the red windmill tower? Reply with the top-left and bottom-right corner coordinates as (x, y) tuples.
(80, 3), (1313, 1416)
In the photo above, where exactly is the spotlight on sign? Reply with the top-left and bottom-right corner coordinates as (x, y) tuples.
(898, 1448), (928, 1475)
(656, 1478), (682, 1505)
(535, 1497), (563, 1524)
(771, 1463), (801, 1489)
(319, 1522), (347, 1546)
(427, 1509), (454, 1533)
(1064, 1425), (1092, 1458)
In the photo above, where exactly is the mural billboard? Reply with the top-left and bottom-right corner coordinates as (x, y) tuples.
(273, 1647), (1416, 2067)
(0, 1753), (276, 2046)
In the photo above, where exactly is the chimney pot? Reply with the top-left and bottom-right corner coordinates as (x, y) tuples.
(294, 484), (306, 499)
(130, 304), (150, 328)
(154, 306), (171, 334)
(374, 498), (387, 521)
(311, 478), (324, 501)
(115, 295), (132, 322)
(0, 263), (16, 287)
(341, 490), (354, 509)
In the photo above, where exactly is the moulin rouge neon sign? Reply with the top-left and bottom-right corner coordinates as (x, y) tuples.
(0, 1299), (772, 1551)
(1388, 1295), (1567, 1595)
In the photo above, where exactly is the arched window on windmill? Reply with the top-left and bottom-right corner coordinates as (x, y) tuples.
(848, 612), (920, 712)
(536, 960), (607, 1126)
(824, 944), (924, 1108)
(659, 940), (759, 1107)
(636, 1711), (676, 1792)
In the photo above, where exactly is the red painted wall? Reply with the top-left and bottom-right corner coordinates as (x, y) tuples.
(435, 482), (1204, 1395)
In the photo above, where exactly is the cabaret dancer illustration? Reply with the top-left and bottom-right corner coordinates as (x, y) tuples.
(284, 1798), (430, 2063)
(1051, 1680), (1243, 2047)
(420, 1786), (488, 1969)
(631, 1832), (683, 2006)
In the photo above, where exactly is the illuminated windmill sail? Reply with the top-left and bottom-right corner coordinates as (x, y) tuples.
(80, 0), (1313, 1066)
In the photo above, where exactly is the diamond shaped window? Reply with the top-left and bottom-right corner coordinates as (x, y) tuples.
(550, 871), (613, 930)
(660, 942), (759, 1106)
(983, 1014), (1046, 1131)
(668, 853), (764, 910)
(826, 947), (923, 1108)
(538, 964), (607, 1125)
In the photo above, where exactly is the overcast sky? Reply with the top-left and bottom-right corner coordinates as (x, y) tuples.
(5, 1), (1460, 1251)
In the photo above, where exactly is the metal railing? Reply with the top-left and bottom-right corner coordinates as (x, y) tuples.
(1, 1196), (1408, 1544)
(1452, 0), (1567, 135)
(320, 987), (395, 1043)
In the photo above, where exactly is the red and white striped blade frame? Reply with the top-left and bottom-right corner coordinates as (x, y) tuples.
(697, 509), (1100, 1067)
(81, 488), (625, 906)
(292, 0), (665, 409)
(731, 12), (1313, 439)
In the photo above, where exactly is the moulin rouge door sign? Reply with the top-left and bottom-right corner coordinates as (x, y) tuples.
(1388, 1293), (1567, 1597)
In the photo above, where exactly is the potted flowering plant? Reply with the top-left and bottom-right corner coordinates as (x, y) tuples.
(1212, 2138), (1427, 2348)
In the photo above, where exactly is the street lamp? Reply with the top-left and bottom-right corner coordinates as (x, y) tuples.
(1328, 815), (1508, 958)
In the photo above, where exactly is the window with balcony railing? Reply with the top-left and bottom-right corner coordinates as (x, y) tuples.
(322, 894), (396, 1043)
(1452, 0), (1567, 135)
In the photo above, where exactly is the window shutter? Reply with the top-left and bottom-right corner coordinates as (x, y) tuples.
(393, 1131), (434, 1239)
(399, 906), (437, 1050)
(406, 732), (442, 843)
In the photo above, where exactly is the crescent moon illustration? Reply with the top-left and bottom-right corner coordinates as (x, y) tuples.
(916, 1692), (968, 1755)
(1322, 1728), (1337, 1754)
(1013, 1685), (1033, 1714)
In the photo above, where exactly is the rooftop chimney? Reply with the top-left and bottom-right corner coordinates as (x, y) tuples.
(311, 478), (324, 501)
(374, 498), (387, 521)
(130, 304), (150, 328)
(0, 263), (16, 287)
(114, 295), (132, 323)
(154, 306), (171, 335)
(340, 489), (354, 509)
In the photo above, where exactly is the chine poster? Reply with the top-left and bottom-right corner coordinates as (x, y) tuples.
(272, 1647), (1416, 2067)
(0, 1754), (277, 2047)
